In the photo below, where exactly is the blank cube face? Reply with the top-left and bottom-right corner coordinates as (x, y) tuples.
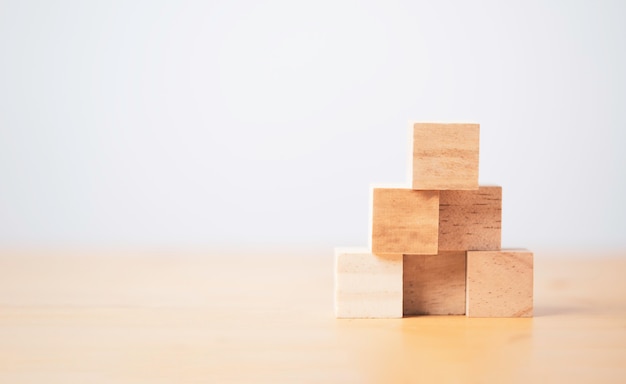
(466, 250), (534, 318)
(335, 248), (403, 318)
(371, 188), (439, 255)
(410, 123), (480, 190)
(403, 252), (466, 316)
(439, 186), (502, 251)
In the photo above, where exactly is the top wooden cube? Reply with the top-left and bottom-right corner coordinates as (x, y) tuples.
(409, 123), (480, 190)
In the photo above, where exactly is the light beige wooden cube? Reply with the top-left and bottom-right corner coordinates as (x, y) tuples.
(409, 123), (480, 190)
(370, 186), (439, 256)
(335, 247), (403, 318)
(439, 186), (502, 251)
(403, 251), (466, 316)
(466, 250), (534, 318)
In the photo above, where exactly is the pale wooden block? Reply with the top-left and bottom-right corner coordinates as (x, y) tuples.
(439, 186), (502, 251)
(466, 250), (534, 318)
(403, 251), (466, 316)
(409, 122), (480, 190)
(370, 187), (439, 255)
(335, 247), (403, 318)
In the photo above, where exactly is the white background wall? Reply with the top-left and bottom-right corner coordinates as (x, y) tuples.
(1, 0), (625, 250)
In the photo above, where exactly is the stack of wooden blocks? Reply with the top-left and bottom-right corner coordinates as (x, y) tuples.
(335, 123), (533, 318)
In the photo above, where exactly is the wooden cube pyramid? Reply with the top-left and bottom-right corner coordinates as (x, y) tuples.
(335, 122), (534, 319)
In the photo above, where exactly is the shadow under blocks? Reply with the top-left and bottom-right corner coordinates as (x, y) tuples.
(334, 122), (533, 318)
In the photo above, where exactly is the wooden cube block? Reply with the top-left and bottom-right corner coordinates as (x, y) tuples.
(439, 186), (502, 251)
(409, 123), (480, 190)
(466, 250), (534, 318)
(403, 251), (466, 316)
(334, 247), (403, 318)
(370, 187), (439, 255)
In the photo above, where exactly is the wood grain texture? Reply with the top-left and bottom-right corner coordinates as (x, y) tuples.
(439, 186), (502, 251)
(403, 251), (466, 316)
(410, 122), (480, 190)
(370, 187), (439, 255)
(466, 250), (534, 318)
(335, 247), (403, 318)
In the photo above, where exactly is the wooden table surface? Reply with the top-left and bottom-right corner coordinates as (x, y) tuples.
(0, 248), (625, 383)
